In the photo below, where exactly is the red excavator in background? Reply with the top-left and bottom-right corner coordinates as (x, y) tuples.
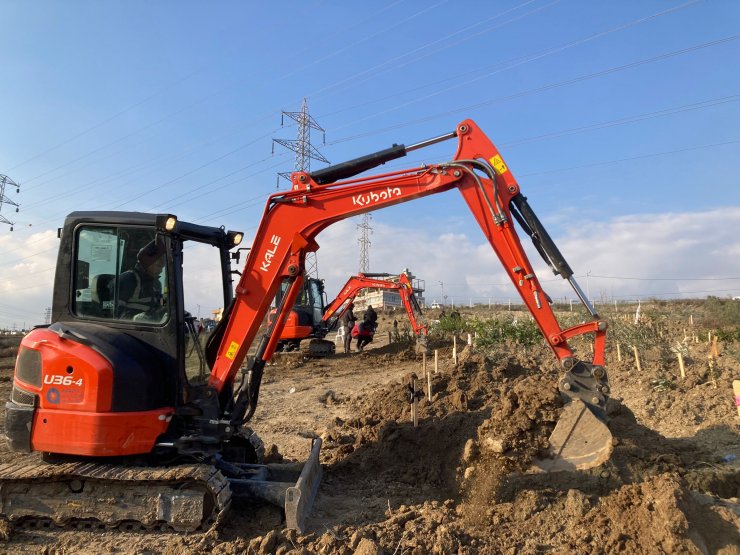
(274, 271), (427, 355)
(269, 275), (334, 355)
(4, 119), (613, 532)
(325, 272), (428, 351)
(322, 272), (427, 336)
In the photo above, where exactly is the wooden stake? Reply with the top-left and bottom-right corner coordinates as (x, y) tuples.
(406, 373), (419, 427)
(689, 314), (693, 326)
(434, 349), (438, 374)
(617, 343), (622, 362)
(677, 352), (686, 379)
(412, 377), (419, 427)
(425, 353), (432, 401)
(467, 333), (472, 346)
(633, 346), (642, 373)
(708, 337), (720, 389)
(707, 331), (712, 343)
(733, 380), (740, 417)
(453, 336), (457, 365)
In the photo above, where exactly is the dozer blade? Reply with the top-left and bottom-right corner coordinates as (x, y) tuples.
(227, 438), (322, 532)
(531, 399), (613, 472)
(307, 338), (336, 357)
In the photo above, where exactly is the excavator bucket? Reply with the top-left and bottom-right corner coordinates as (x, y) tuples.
(227, 438), (322, 532)
(531, 399), (613, 472)
(414, 334), (430, 355)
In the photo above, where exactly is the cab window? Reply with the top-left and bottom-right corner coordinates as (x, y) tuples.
(73, 226), (169, 324)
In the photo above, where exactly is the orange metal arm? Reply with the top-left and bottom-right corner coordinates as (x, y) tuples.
(209, 119), (607, 423)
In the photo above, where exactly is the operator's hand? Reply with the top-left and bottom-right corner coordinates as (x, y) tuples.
(133, 306), (167, 323)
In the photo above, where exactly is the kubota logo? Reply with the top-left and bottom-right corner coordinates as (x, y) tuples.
(260, 234), (281, 272)
(352, 187), (402, 207)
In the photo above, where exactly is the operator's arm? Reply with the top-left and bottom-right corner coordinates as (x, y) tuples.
(113, 271), (138, 318)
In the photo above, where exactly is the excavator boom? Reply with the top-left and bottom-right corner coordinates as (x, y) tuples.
(213, 119), (612, 470)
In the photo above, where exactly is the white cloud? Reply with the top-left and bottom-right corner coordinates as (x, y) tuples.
(0, 230), (58, 329)
(314, 207), (740, 306)
(2, 206), (740, 329)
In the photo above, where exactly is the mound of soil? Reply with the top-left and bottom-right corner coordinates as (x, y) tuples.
(0, 330), (737, 554)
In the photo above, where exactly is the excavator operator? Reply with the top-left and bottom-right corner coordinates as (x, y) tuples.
(112, 237), (167, 322)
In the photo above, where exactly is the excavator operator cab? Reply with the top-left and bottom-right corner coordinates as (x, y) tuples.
(272, 276), (329, 349)
(5, 211), (244, 457)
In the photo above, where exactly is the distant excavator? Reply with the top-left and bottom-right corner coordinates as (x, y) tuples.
(274, 272), (427, 355)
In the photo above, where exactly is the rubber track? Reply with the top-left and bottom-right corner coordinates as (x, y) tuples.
(0, 459), (231, 532)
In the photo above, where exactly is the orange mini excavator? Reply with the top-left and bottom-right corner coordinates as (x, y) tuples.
(327, 272), (428, 352)
(274, 271), (427, 355)
(3, 119), (613, 531)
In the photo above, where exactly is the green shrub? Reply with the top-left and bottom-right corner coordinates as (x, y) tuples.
(433, 314), (468, 337)
(714, 327), (740, 342)
(468, 316), (542, 352)
(704, 297), (740, 327)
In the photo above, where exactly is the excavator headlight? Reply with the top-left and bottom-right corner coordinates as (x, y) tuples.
(228, 231), (244, 247)
(156, 214), (178, 232)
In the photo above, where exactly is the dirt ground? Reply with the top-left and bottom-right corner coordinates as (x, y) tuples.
(0, 305), (738, 554)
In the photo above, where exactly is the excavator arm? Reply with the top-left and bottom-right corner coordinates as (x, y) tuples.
(321, 272), (428, 336)
(211, 119), (612, 470)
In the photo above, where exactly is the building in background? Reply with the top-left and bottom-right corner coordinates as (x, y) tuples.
(353, 269), (425, 311)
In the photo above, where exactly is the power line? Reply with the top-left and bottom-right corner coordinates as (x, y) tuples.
(317, 0), (701, 123)
(325, 32), (740, 146)
(11, 2), (450, 193)
(308, 0), (553, 99)
(0, 3), (732, 252)
(0, 0), (558, 208)
(322, 0), (702, 131)
(519, 137), (740, 178)
(6, 3), (708, 224)
(3, 131), (739, 271)
(586, 274), (740, 282)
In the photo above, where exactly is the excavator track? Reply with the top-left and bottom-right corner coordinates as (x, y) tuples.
(0, 459), (231, 532)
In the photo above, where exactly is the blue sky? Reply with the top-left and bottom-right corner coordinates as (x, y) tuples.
(1, 0), (740, 328)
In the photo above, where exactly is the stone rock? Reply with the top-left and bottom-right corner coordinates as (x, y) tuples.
(483, 436), (507, 453)
(259, 530), (280, 554)
(462, 439), (478, 462)
(355, 538), (382, 555)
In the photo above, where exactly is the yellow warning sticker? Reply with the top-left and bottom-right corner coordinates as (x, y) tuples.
(225, 341), (240, 360)
(490, 154), (508, 174)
